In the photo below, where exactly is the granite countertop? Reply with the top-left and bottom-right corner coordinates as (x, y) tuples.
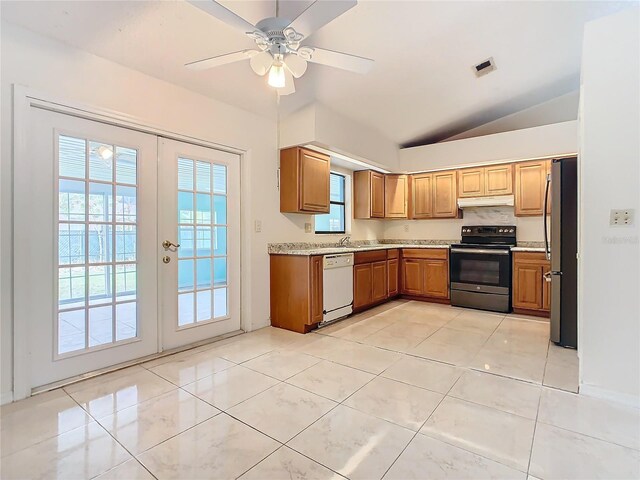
(268, 240), (453, 256)
(268, 241), (547, 256)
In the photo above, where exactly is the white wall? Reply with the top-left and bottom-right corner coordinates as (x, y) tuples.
(0, 22), (381, 402)
(578, 8), (640, 406)
(399, 120), (578, 173)
(280, 102), (399, 172)
(445, 91), (580, 142)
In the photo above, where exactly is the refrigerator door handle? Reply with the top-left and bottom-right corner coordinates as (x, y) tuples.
(543, 173), (551, 260)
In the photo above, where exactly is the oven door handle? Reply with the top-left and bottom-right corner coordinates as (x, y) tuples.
(450, 248), (511, 255)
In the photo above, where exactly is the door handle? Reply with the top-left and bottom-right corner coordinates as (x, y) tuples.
(162, 240), (181, 250)
(543, 271), (552, 282)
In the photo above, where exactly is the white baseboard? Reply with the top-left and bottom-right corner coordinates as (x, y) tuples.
(580, 383), (640, 409)
(1, 391), (14, 405)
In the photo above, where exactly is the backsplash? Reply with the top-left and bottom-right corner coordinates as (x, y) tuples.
(461, 206), (516, 225)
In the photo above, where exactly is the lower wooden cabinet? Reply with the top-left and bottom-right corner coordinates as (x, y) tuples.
(512, 252), (551, 315)
(387, 257), (399, 297)
(270, 255), (324, 333)
(353, 263), (373, 309)
(354, 250), (389, 311)
(400, 249), (449, 299)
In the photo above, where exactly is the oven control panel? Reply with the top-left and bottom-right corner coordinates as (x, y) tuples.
(460, 225), (517, 246)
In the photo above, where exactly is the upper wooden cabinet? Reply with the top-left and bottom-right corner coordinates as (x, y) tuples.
(410, 173), (433, 219)
(458, 168), (485, 197)
(432, 171), (458, 218)
(384, 174), (409, 218)
(354, 170), (385, 219)
(458, 164), (513, 198)
(485, 164), (513, 196)
(280, 147), (330, 214)
(515, 160), (549, 216)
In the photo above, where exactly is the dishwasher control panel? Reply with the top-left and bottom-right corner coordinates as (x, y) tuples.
(323, 253), (354, 269)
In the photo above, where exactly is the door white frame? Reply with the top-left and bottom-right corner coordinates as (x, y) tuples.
(12, 85), (250, 401)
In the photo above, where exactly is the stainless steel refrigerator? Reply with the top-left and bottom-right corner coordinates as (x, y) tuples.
(544, 157), (578, 348)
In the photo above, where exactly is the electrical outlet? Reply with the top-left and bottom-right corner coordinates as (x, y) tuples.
(403, 224), (410, 233)
(254, 220), (262, 233)
(305, 222), (312, 233)
(610, 209), (635, 226)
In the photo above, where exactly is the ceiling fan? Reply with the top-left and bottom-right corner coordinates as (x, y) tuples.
(185, 0), (374, 95)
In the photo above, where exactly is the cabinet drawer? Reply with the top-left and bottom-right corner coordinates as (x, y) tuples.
(401, 248), (448, 260)
(354, 250), (388, 264)
(514, 252), (548, 263)
(386, 249), (399, 259)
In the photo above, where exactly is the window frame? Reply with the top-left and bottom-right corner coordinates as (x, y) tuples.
(315, 171), (346, 234)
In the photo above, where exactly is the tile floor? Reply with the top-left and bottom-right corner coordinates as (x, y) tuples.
(2, 300), (639, 479)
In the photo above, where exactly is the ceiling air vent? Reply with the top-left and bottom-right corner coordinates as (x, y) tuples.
(473, 57), (496, 77)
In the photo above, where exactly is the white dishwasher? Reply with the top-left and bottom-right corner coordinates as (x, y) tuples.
(322, 253), (354, 325)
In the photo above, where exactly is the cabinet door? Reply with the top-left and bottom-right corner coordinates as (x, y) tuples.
(309, 256), (324, 324)
(515, 161), (546, 216)
(513, 263), (543, 309)
(299, 149), (330, 213)
(485, 164), (513, 196)
(432, 171), (458, 218)
(384, 175), (408, 218)
(387, 258), (399, 297)
(458, 168), (484, 197)
(371, 172), (385, 218)
(410, 173), (432, 219)
(423, 259), (449, 298)
(354, 264), (373, 308)
(372, 261), (388, 302)
(401, 259), (423, 295)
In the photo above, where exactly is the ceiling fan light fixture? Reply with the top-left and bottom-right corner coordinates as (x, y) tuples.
(268, 61), (286, 88)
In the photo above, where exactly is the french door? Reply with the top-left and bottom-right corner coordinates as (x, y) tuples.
(17, 105), (241, 392)
(158, 139), (241, 350)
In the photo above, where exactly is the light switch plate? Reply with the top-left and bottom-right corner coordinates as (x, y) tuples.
(254, 220), (262, 233)
(610, 209), (635, 226)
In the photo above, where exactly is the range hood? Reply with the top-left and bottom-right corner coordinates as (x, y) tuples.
(457, 195), (515, 208)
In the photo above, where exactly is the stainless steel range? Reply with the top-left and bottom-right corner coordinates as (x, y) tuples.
(449, 226), (516, 313)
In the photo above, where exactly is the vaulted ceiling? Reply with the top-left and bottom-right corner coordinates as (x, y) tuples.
(1, 0), (631, 146)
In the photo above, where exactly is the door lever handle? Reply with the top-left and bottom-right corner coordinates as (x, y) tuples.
(162, 240), (181, 250)
(543, 271), (552, 282)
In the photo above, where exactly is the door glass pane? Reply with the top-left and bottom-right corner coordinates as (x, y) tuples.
(178, 226), (194, 258)
(116, 302), (136, 341)
(196, 162), (211, 193)
(59, 136), (86, 179)
(89, 142), (114, 182)
(197, 290), (212, 322)
(88, 305), (113, 347)
(213, 288), (227, 318)
(116, 147), (137, 185)
(176, 158), (228, 327)
(213, 195), (226, 224)
(58, 310), (86, 354)
(178, 293), (194, 326)
(59, 180), (86, 222)
(88, 182), (113, 222)
(59, 224), (86, 265)
(56, 134), (139, 355)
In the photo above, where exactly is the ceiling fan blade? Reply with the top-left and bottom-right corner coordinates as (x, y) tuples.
(286, 0), (357, 39)
(250, 51), (273, 76)
(188, 1), (258, 35)
(284, 54), (307, 78)
(304, 46), (374, 74)
(277, 69), (296, 96)
(185, 50), (256, 71)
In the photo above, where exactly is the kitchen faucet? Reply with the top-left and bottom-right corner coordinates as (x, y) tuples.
(338, 236), (351, 247)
